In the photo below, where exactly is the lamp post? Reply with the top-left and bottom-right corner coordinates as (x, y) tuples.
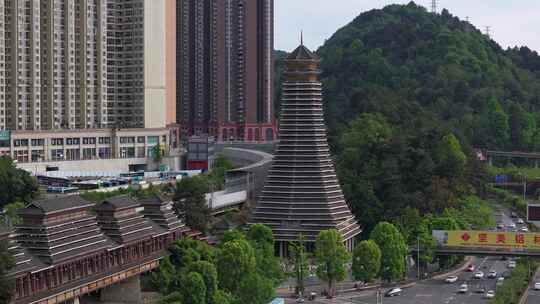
(417, 235), (421, 279)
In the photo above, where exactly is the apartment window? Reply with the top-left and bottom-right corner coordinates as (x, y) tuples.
(31, 139), (44, 146)
(31, 150), (44, 162)
(66, 149), (80, 161)
(147, 136), (158, 145)
(66, 138), (80, 145)
(51, 149), (64, 161)
(15, 150), (29, 163)
(83, 137), (96, 145)
(137, 147), (145, 158)
(13, 139), (28, 147)
(98, 147), (111, 159)
(98, 137), (111, 144)
(83, 148), (96, 160)
(137, 136), (145, 143)
(119, 147), (135, 158)
(120, 136), (135, 144)
(51, 138), (63, 146)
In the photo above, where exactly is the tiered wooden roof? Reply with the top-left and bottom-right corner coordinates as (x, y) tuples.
(14, 196), (115, 264)
(95, 196), (156, 244)
(138, 195), (187, 231)
(1, 227), (43, 275)
(250, 44), (361, 243)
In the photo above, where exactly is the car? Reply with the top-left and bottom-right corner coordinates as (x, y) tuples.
(475, 285), (486, 293)
(466, 264), (475, 272)
(385, 288), (402, 297)
(295, 298), (305, 303)
(520, 226), (529, 232)
(458, 284), (468, 293)
(508, 261), (517, 269)
(445, 276), (459, 283)
(497, 223), (504, 229)
(497, 277), (505, 285)
(484, 290), (495, 299)
(507, 223), (517, 229)
(517, 218), (525, 224)
(474, 271), (484, 279)
(487, 270), (497, 278)
(535, 282), (540, 290)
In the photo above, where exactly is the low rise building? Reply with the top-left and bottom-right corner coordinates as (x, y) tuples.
(0, 127), (181, 173)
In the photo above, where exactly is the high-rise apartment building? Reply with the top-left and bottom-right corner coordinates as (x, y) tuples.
(0, 0), (176, 131)
(177, 0), (276, 142)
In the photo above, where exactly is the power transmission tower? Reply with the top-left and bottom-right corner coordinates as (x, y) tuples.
(465, 16), (470, 23)
(485, 26), (491, 38)
(431, 0), (438, 14)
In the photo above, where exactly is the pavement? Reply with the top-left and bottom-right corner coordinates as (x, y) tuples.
(524, 268), (540, 304)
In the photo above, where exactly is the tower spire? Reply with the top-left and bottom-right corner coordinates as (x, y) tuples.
(300, 30), (303, 45)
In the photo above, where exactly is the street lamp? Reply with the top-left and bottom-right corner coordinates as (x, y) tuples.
(417, 235), (421, 280)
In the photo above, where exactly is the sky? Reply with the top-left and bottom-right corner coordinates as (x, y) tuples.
(275, 0), (540, 52)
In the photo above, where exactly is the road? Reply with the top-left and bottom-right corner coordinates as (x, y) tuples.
(337, 256), (510, 304)
(303, 208), (525, 304)
(526, 270), (540, 304)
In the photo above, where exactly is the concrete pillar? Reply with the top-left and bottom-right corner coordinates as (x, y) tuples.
(65, 297), (80, 304)
(100, 275), (142, 304)
(488, 157), (493, 166)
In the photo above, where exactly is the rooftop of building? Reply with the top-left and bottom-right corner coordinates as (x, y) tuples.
(20, 195), (94, 216)
(287, 44), (319, 61)
(97, 195), (140, 211)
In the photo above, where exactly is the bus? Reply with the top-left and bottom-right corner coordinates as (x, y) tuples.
(46, 186), (79, 194)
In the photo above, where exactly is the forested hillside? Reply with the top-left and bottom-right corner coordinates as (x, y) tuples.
(273, 2), (540, 238)
(317, 2), (540, 152)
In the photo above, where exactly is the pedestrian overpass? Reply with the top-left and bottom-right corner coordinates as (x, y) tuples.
(417, 230), (540, 257)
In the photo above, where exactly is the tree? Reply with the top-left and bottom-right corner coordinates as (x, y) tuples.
(151, 257), (176, 294)
(159, 292), (183, 304)
(352, 240), (381, 283)
(289, 235), (309, 297)
(173, 176), (211, 232)
(168, 238), (215, 269)
(0, 156), (39, 209)
(237, 273), (275, 304)
(2, 202), (24, 225)
(212, 290), (237, 304)
(247, 224), (283, 286)
(188, 261), (218, 304)
(434, 133), (467, 178)
(221, 229), (246, 244)
(314, 230), (350, 298)
(181, 272), (206, 304)
(0, 240), (14, 304)
(207, 154), (234, 191)
(370, 222), (407, 282)
(217, 239), (257, 295)
(152, 145), (164, 163)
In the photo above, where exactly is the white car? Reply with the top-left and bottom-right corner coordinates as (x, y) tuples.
(508, 261), (517, 269)
(445, 276), (459, 283)
(497, 277), (505, 285)
(507, 223), (517, 229)
(474, 271), (484, 279)
(535, 282), (540, 290)
(520, 226), (529, 232)
(487, 270), (497, 278)
(517, 218), (525, 224)
(484, 290), (495, 299)
(385, 288), (402, 297)
(458, 284), (468, 293)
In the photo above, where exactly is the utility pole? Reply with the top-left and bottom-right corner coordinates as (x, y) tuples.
(485, 26), (491, 38)
(431, 0), (438, 14)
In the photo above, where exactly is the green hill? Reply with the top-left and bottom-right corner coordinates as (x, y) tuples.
(279, 2), (540, 152)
